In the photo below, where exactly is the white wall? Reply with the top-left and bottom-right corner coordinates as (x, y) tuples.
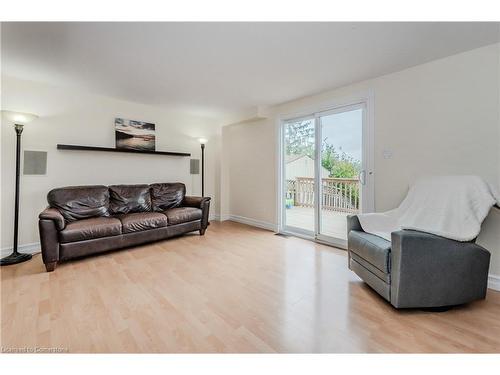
(222, 43), (500, 276)
(1, 76), (221, 250)
(222, 120), (277, 226)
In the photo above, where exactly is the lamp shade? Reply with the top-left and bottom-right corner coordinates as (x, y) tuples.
(1, 110), (38, 124)
(198, 138), (207, 144)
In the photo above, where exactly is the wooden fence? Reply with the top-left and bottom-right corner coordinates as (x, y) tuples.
(286, 177), (360, 213)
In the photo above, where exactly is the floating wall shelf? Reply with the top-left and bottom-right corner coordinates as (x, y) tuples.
(57, 144), (191, 157)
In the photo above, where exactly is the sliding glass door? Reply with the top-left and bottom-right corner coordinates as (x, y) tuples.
(316, 104), (365, 244)
(281, 103), (371, 247)
(283, 117), (316, 236)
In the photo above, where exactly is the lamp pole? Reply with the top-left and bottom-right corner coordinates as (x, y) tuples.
(201, 142), (205, 197)
(198, 138), (207, 197)
(1, 123), (33, 266)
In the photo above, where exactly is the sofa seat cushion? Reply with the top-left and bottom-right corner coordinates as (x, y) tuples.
(117, 212), (168, 234)
(164, 207), (202, 225)
(59, 217), (122, 243)
(348, 230), (391, 273)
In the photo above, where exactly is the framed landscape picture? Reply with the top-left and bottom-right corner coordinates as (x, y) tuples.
(115, 118), (156, 151)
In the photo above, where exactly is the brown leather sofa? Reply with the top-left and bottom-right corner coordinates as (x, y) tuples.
(38, 183), (210, 272)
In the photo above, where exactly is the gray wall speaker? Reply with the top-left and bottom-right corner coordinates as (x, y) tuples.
(23, 151), (47, 175)
(190, 159), (200, 174)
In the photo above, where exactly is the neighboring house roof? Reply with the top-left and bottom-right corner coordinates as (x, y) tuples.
(286, 154), (330, 177)
(285, 154), (309, 163)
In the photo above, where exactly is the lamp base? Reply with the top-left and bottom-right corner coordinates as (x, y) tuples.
(0, 252), (32, 266)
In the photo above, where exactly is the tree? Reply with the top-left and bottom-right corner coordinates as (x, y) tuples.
(321, 141), (361, 179)
(285, 120), (315, 158)
(285, 124), (361, 206)
(285, 122), (361, 179)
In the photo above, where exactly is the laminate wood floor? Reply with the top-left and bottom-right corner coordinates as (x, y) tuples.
(1, 221), (499, 353)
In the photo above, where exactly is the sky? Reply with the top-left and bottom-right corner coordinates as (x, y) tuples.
(321, 108), (362, 162)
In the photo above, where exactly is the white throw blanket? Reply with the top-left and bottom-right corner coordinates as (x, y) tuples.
(358, 175), (500, 242)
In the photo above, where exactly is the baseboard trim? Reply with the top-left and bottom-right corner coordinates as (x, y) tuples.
(227, 215), (278, 232)
(209, 213), (220, 221)
(1, 242), (41, 258)
(218, 214), (231, 221)
(488, 274), (500, 291)
(210, 214), (231, 221)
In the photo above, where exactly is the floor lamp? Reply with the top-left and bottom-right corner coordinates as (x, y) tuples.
(198, 138), (207, 196)
(1, 111), (39, 266)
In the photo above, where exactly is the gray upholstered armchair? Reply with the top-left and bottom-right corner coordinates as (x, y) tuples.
(347, 215), (491, 309)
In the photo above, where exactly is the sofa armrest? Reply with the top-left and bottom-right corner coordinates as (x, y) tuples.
(182, 196), (211, 230)
(182, 196), (211, 208)
(38, 218), (60, 270)
(390, 230), (490, 308)
(39, 207), (66, 230)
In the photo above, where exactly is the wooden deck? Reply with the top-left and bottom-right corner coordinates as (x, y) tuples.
(286, 206), (350, 240)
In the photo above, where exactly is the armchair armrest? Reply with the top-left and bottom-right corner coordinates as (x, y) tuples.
(346, 215), (363, 270)
(390, 230), (490, 308)
(347, 214), (362, 233)
(39, 207), (66, 230)
(182, 196), (211, 208)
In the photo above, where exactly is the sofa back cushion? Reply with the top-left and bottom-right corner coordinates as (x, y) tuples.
(47, 185), (110, 222)
(150, 183), (186, 211)
(109, 184), (152, 215)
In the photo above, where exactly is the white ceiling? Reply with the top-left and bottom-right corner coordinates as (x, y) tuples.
(2, 22), (499, 119)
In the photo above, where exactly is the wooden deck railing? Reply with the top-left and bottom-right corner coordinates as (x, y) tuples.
(286, 177), (360, 213)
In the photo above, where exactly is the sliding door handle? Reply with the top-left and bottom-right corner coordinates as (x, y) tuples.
(359, 170), (366, 186)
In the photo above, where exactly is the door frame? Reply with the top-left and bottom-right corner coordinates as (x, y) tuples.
(276, 90), (375, 248)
